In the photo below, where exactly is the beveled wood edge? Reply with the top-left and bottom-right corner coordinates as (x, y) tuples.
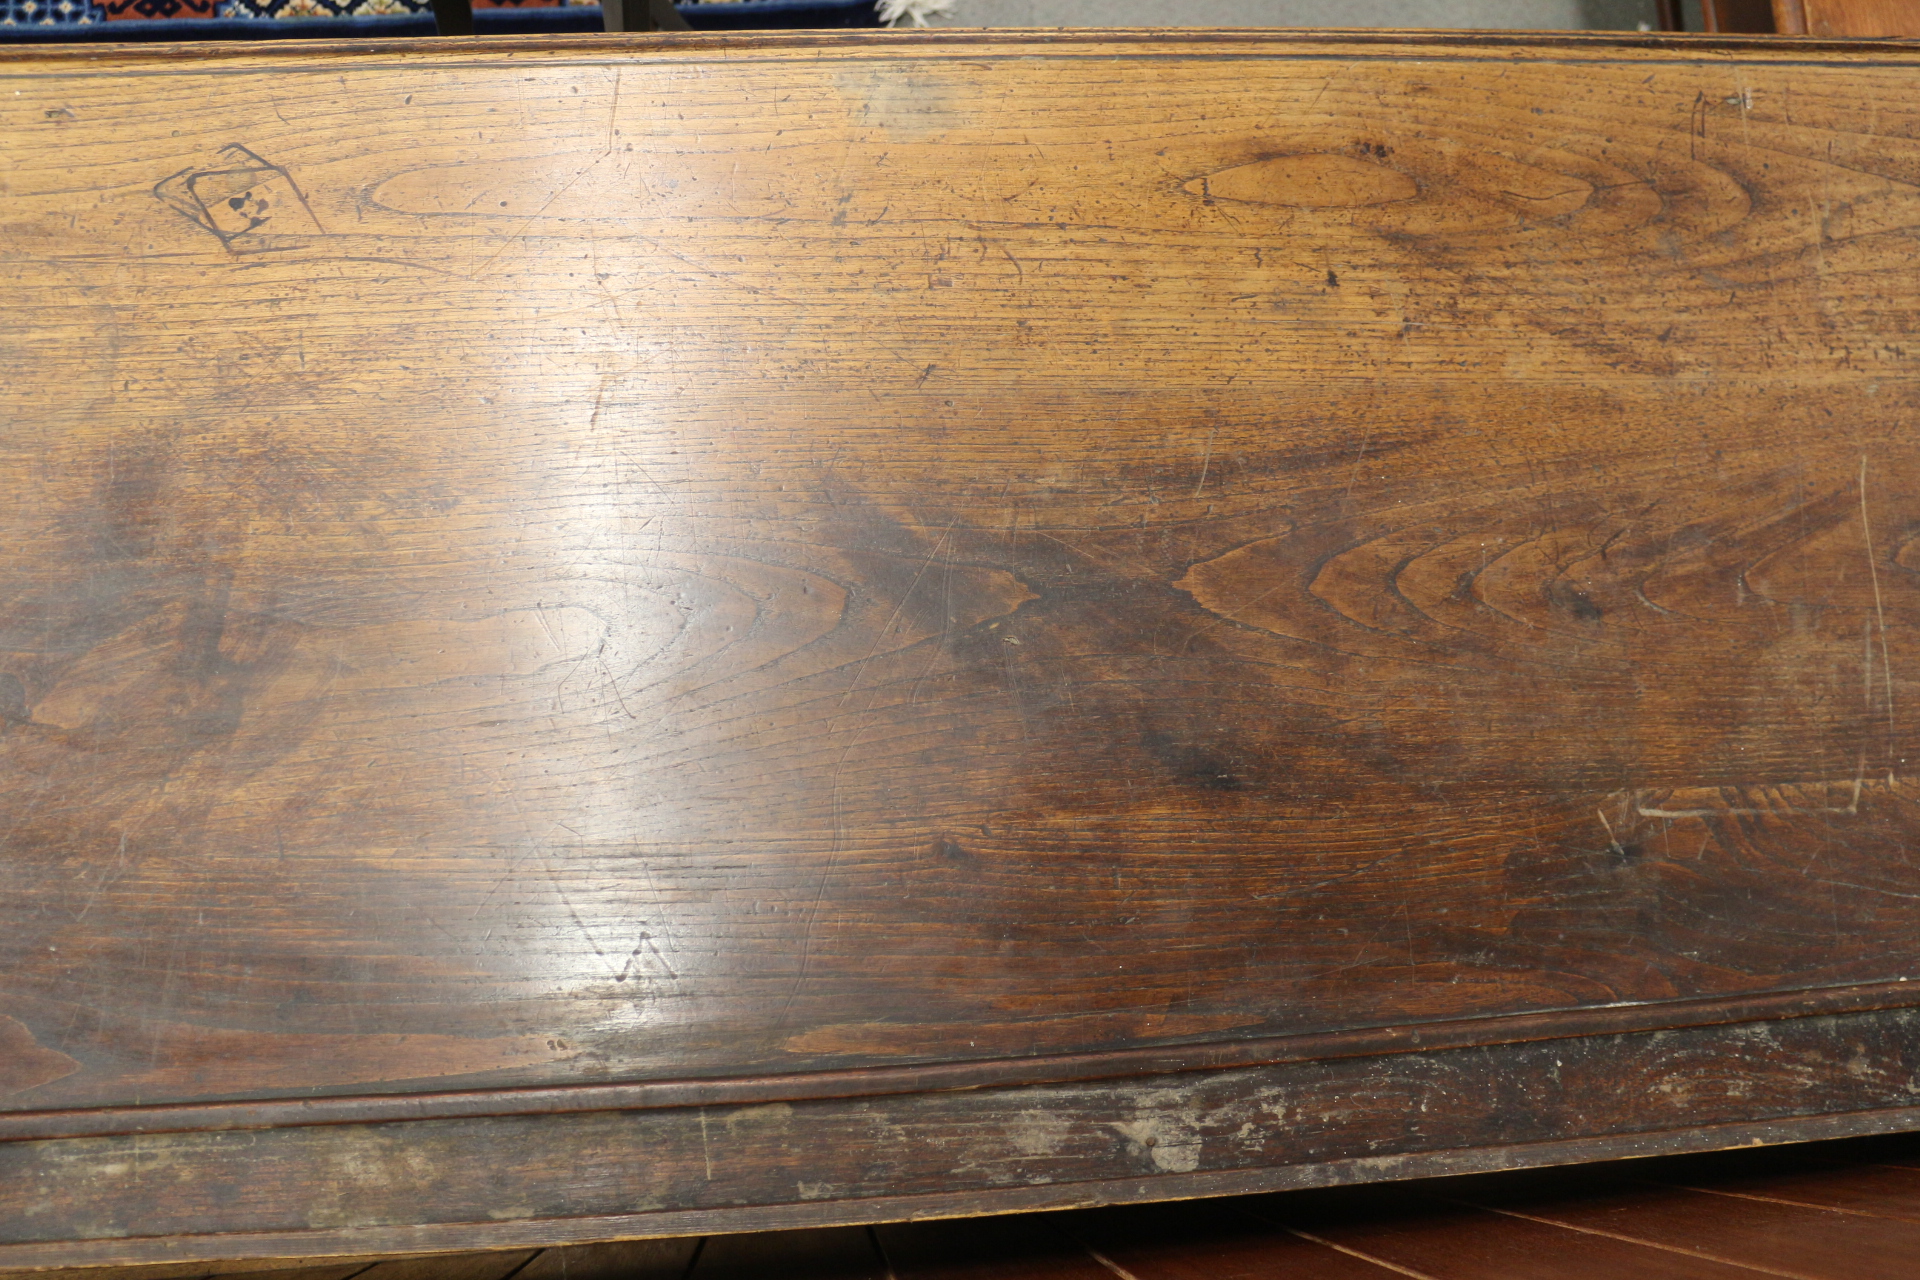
(5, 979), (1914, 1144)
(4, 26), (1920, 68)
(2, 1102), (1915, 1272)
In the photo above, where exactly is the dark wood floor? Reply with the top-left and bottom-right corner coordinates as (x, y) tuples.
(15, 1130), (1920, 1279)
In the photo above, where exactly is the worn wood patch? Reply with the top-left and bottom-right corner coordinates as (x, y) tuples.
(1, 1008), (1919, 1266)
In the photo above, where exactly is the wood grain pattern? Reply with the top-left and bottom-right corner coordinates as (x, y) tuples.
(8, 26), (1920, 1109)
(6, 26), (1920, 1263)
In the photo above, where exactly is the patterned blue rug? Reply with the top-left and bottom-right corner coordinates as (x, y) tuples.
(0, 0), (879, 39)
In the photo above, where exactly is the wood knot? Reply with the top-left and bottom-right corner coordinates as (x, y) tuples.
(1182, 153), (1417, 208)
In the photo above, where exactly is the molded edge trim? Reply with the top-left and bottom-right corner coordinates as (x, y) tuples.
(2, 1102), (1915, 1271)
(3, 978), (1914, 1144)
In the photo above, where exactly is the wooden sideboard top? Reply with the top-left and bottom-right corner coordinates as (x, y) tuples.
(5, 27), (1920, 1264)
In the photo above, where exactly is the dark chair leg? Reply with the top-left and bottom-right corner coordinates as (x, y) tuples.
(605, 0), (688, 29)
(430, 0), (473, 35)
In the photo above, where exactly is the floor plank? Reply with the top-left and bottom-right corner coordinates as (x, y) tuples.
(1458, 1180), (1920, 1279)
(353, 1251), (536, 1280)
(1248, 1191), (1775, 1279)
(877, 1217), (1115, 1279)
(1054, 1200), (1408, 1278)
(1841, 1132), (1920, 1172)
(1646, 1160), (1920, 1225)
(516, 1238), (701, 1279)
(691, 1225), (885, 1279)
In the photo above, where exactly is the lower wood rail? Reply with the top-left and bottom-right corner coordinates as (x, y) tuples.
(11, 1131), (1920, 1278)
(4, 25), (1920, 1265)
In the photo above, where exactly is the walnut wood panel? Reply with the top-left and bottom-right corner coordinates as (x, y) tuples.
(6, 28), (1920, 1112)
(6, 26), (1920, 1264)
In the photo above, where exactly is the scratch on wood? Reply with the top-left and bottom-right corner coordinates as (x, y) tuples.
(1194, 421), (1219, 500)
(1860, 454), (1897, 783)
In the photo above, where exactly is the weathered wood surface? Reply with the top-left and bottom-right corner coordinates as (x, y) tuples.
(11, 1131), (1920, 1278)
(5, 25), (1920, 1262)
(2, 1008), (1918, 1267)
